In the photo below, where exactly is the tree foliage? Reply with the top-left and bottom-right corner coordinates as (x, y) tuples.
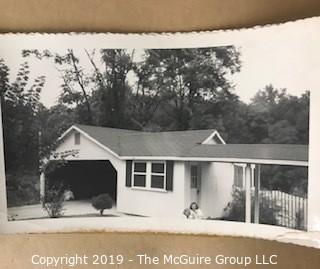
(223, 188), (281, 225)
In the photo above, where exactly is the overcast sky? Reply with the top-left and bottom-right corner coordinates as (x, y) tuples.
(1, 19), (319, 108)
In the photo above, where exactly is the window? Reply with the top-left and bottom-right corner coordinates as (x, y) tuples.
(133, 162), (147, 187)
(190, 165), (198, 188)
(151, 162), (165, 189)
(132, 161), (166, 190)
(233, 164), (244, 188)
(74, 132), (81, 145)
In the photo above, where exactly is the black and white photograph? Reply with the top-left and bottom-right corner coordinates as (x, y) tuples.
(0, 18), (319, 238)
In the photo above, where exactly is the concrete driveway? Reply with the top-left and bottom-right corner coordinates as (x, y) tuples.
(7, 200), (125, 221)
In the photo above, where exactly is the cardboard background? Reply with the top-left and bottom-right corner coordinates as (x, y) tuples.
(1, 232), (320, 268)
(0, 0), (320, 268)
(1, 0), (320, 33)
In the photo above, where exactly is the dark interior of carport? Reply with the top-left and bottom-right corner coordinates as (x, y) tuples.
(46, 160), (117, 201)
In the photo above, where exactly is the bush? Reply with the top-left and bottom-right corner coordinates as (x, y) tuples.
(223, 188), (280, 226)
(41, 183), (65, 218)
(6, 171), (40, 207)
(92, 193), (113, 215)
(295, 208), (305, 230)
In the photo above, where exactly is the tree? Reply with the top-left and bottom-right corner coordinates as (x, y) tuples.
(0, 59), (46, 206)
(135, 47), (241, 130)
(22, 49), (94, 124)
(249, 85), (309, 144)
(0, 58), (10, 103)
(23, 49), (138, 129)
(38, 104), (76, 162)
(1, 61), (45, 172)
(91, 49), (134, 128)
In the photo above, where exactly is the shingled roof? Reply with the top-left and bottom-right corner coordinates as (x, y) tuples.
(188, 144), (308, 162)
(73, 124), (216, 157)
(64, 124), (308, 165)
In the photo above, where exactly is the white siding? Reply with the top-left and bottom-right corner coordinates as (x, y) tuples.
(199, 162), (234, 218)
(55, 131), (120, 166)
(117, 161), (186, 218)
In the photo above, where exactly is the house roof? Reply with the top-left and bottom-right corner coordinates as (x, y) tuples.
(65, 124), (308, 166)
(187, 144), (308, 163)
(72, 124), (216, 157)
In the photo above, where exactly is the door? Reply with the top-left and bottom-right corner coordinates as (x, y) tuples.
(190, 164), (201, 205)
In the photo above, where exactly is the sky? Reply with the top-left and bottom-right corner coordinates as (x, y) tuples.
(1, 19), (319, 108)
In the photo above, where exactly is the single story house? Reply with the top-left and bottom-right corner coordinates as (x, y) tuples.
(41, 124), (308, 222)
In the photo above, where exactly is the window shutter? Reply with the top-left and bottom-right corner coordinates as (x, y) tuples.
(166, 161), (174, 191)
(126, 160), (132, 187)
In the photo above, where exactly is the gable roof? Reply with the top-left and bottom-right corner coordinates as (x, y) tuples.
(60, 124), (308, 166)
(71, 124), (216, 157)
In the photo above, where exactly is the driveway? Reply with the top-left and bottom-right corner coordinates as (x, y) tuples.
(7, 200), (126, 221)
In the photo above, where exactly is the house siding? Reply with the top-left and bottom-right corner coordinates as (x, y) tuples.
(56, 131), (121, 165)
(117, 161), (186, 218)
(200, 162), (234, 218)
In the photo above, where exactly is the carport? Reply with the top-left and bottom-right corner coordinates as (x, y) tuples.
(42, 159), (117, 202)
(188, 144), (309, 226)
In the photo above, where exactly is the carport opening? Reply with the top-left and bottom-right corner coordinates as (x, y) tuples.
(46, 160), (117, 202)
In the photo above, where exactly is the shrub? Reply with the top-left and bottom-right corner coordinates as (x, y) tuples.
(223, 188), (280, 226)
(41, 183), (65, 218)
(92, 193), (113, 215)
(295, 208), (305, 230)
(6, 171), (40, 207)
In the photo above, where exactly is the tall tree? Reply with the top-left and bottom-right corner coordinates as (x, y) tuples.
(22, 49), (94, 124)
(1, 60), (45, 172)
(249, 85), (309, 144)
(91, 49), (134, 128)
(135, 47), (241, 130)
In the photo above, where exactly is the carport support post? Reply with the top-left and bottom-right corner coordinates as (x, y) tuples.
(254, 164), (261, 224)
(40, 172), (45, 200)
(245, 164), (252, 223)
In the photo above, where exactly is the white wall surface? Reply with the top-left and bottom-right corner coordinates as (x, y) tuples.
(199, 162), (234, 218)
(56, 131), (121, 167)
(117, 161), (186, 218)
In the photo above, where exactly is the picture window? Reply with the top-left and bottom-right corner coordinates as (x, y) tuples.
(132, 161), (166, 190)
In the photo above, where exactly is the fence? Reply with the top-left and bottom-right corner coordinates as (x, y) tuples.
(260, 190), (307, 231)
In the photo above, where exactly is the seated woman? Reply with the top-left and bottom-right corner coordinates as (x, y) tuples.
(183, 202), (204, 219)
(189, 202), (204, 219)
